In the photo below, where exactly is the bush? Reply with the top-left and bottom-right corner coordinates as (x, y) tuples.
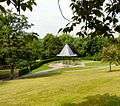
(92, 52), (102, 61)
(81, 53), (102, 61)
(19, 67), (30, 76)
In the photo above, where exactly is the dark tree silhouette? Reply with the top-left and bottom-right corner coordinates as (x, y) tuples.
(59, 0), (120, 38)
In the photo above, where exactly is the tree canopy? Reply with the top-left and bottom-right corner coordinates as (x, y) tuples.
(59, 0), (120, 38)
(102, 44), (120, 71)
(0, 10), (39, 79)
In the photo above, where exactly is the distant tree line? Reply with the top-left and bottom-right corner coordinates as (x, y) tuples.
(40, 33), (112, 60)
(41, 33), (120, 71)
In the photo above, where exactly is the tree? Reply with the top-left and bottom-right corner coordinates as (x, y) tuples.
(102, 44), (120, 71)
(0, 0), (36, 14)
(0, 11), (33, 79)
(72, 36), (110, 58)
(21, 32), (42, 71)
(59, 33), (74, 45)
(59, 0), (120, 38)
(43, 33), (63, 59)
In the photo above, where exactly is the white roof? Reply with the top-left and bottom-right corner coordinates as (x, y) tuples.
(57, 44), (77, 57)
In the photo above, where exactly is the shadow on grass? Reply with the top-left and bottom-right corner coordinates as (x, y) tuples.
(0, 80), (8, 85)
(62, 94), (120, 106)
(109, 69), (120, 72)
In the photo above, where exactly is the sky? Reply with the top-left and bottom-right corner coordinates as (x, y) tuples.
(2, 0), (119, 38)
(22, 0), (73, 38)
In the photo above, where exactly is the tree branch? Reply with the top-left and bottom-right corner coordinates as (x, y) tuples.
(58, 0), (71, 22)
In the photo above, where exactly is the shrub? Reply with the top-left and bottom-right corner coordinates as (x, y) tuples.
(92, 52), (102, 61)
(19, 67), (30, 76)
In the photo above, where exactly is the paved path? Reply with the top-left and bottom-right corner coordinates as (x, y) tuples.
(20, 68), (60, 79)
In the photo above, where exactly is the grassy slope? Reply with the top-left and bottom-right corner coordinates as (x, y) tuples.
(32, 64), (51, 73)
(0, 61), (120, 106)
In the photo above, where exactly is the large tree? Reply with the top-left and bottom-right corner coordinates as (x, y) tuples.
(21, 32), (42, 71)
(0, 10), (34, 79)
(59, 0), (120, 38)
(43, 33), (63, 59)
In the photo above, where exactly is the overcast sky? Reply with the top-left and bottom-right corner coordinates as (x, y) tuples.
(22, 0), (72, 38)
(3, 0), (119, 38)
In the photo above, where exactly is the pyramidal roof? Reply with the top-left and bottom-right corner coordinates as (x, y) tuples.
(57, 44), (77, 57)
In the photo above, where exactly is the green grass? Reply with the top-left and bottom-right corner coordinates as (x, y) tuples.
(0, 60), (120, 106)
(32, 64), (51, 73)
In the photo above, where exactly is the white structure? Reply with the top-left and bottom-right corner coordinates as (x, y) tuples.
(57, 44), (77, 57)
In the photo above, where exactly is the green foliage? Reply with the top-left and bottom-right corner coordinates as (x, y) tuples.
(102, 45), (120, 64)
(102, 44), (120, 71)
(43, 33), (63, 59)
(0, 0), (36, 14)
(0, 11), (38, 79)
(59, 0), (120, 38)
(59, 33), (74, 45)
(58, 34), (108, 58)
(19, 67), (29, 76)
(40, 33), (111, 60)
(92, 52), (102, 61)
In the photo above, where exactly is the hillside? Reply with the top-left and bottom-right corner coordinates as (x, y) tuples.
(0, 61), (120, 106)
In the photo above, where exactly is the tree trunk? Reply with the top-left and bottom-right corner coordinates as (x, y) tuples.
(10, 64), (15, 79)
(109, 62), (112, 72)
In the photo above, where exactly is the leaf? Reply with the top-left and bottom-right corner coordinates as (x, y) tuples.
(113, 18), (118, 24)
(0, 5), (6, 13)
(58, 28), (63, 33)
(21, 3), (27, 11)
(76, 31), (84, 37)
(7, 0), (10, 6)
(27, 5), (32, 11)
(33, 1), (37, 5)
(115, 25), (120, 33)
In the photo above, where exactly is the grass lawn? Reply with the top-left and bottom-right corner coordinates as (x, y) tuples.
(32, 64), (51, 73)
(0, 60), (120, 106)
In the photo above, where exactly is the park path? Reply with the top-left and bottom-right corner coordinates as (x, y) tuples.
(20, 68), (60, 79)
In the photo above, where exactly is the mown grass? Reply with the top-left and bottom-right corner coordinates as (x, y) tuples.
(32, 64), (51, 73)
(0, 61), (120, 106)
